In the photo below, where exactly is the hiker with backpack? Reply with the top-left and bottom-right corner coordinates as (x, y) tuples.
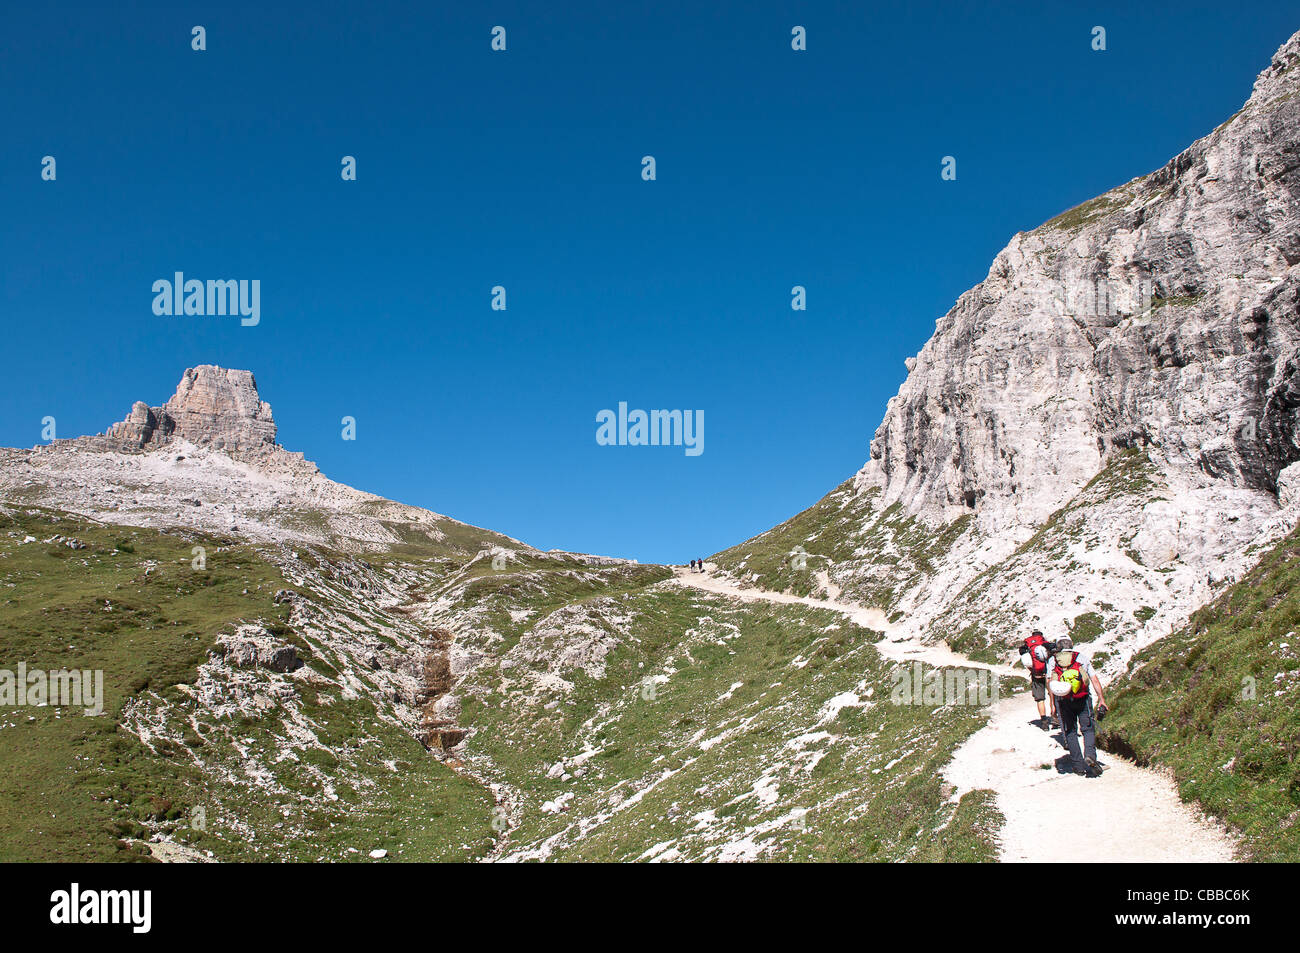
(1018, 630), (1057, 729)
(1047, 636), (1109, 778)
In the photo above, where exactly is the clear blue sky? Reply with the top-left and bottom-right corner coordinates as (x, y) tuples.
(1, 2), (1295, 562)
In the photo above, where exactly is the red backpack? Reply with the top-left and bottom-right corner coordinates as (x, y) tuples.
(1024, 633), (1048, 676)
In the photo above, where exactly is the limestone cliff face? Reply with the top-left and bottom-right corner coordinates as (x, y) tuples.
(860, 29), (1300, 535)
(162, 366), (278, 453)
(91, 366), (279, 456)
(719, 29), (1300, 670)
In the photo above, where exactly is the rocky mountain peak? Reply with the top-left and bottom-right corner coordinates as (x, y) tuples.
(1250, 27), (1300, 104)
(74, 365), (280, 458)
(161, 365), (277, 453)
(858, 28), (1300, 532)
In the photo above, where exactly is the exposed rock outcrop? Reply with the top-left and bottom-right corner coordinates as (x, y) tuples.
(863, 28), (1300, 530)
(220, 626), (303, 673)
(78, 366), (281, 460)
(722, 28), (1300, 672)
(1, 364), (527, 555)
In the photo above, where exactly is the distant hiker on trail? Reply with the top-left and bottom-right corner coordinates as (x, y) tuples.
(697, 558), (705, 573)
(690, 559), (696, 570)
(1017, 629), (1057, 730)
(1047, 636), (1109, 778)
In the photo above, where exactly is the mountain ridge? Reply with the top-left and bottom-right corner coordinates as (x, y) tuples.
(1, 364), (531, 558)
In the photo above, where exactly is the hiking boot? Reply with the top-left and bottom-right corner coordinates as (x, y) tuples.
(1085, 757), (1101, 777)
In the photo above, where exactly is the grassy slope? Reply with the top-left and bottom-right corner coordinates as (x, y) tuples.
(1099, 523), (1300, 861)
(711, 479), (974, 616)
(713, 452), (1165, 668)
(1, 501), (1007, 864)
(349, 498), (522, 561)
(0, 505), (491, 862)
(446, 574), (1005, 862)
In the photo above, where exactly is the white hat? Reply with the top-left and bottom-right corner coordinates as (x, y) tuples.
(1048, 680), (1072, 698)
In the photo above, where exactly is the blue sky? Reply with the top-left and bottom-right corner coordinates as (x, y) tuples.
(1, 2), (1295, 563)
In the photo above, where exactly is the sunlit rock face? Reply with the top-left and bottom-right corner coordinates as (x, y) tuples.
(710, 31), (1300, 670)
(86, 366), (278, 456)
(860, 29), (1300, 534)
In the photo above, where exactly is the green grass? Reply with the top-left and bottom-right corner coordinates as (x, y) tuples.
(1039, 183), (1133, 233)
(1068, 611), (1105, 643)
(348, 499), (521, 561)
(453, 581), (1004, 862)
(1148, 293), (1207, 312)
(1099, 524), (1300, 861)
(711, 480), (974, 611)
(0, 505), (493, 862)
(0, 505), (284, 860)
(1, 498), (1007, 863)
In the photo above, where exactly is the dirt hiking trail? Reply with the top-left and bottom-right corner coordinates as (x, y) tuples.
(672, 565), (1237, 863)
